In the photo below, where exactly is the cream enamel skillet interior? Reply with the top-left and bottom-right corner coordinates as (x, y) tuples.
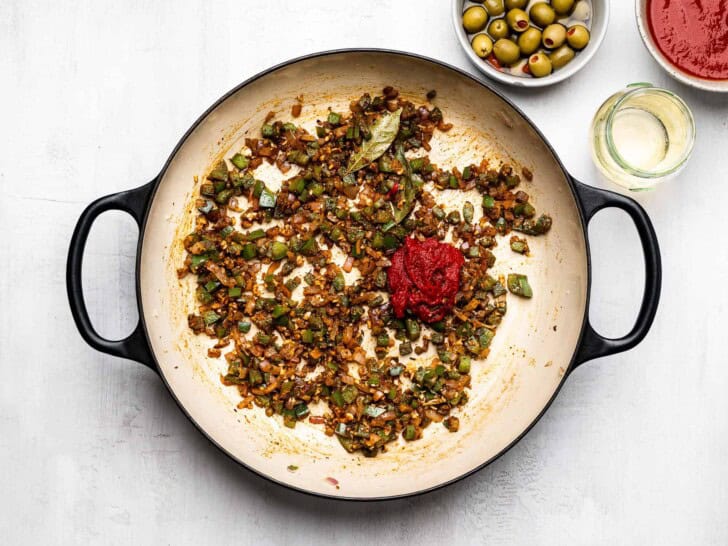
(67, 50), (661, 500)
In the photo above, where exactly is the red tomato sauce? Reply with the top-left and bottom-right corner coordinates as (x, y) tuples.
(647, 0), (728, 80)
(387, 237), (464, 323)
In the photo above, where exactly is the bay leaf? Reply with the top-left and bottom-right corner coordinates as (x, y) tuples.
(346, 108), (402, 173)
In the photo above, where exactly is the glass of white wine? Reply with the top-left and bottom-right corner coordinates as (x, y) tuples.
(590, 83), (695, 191)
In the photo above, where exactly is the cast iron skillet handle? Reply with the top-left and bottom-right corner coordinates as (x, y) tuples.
(571, 179), (661, 367)
(67, 181), (157, 371)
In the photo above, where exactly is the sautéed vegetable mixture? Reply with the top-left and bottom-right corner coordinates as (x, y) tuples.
(179, 87), (551, 456)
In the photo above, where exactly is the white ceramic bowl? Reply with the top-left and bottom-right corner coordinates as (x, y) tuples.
(452, 0), (609, 88)
(635, 0), (728, 93)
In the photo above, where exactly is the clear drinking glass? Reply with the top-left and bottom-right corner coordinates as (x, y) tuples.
(590, 83), (696, 191)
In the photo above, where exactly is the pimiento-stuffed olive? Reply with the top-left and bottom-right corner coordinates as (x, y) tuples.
(506, 9), (530, 33)
(566, 24), (590, 50)
(529, 2), (556, 27)
(528, 52), (553, 77)
(483, 0), (505, 16)
(517, 27), (542, 56)
(488, 18), (510, 40)
(471, 33), (494, 58)
(542, 23), (567, 48)
(493, 38), (521, 64)
(462, 6), (488, 33)
(548, 44), (575, 68)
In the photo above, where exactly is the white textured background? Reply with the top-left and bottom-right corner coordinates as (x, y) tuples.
(1, 1), (727, 544)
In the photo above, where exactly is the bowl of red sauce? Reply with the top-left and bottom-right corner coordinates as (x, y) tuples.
(636, 0), (728, 92)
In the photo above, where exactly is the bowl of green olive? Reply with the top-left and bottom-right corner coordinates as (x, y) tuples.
(453, 0), (608, 87)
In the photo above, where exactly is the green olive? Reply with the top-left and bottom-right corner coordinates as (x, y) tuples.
(528, 52), (553, 77)
(483, 0), (505, 17)
(550, 0), (575, 15)
(488, 18), (510, 40)
(517, 27), (543, 55)
(542, 23), (567, 49)
(566, 24), (590, 50)
(529, 2), (556, 27)
(505, 8), (530, 33)
(548, 44), (575, 69)
(471, 33), (494, 58)
(504, 0), (527, 9)
(463, 6), (488, 34)
(493, 38), (521, 65)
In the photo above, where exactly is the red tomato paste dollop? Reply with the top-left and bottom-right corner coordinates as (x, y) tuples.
(387, 237), (464, 323)
(647, 0), (728, 80)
